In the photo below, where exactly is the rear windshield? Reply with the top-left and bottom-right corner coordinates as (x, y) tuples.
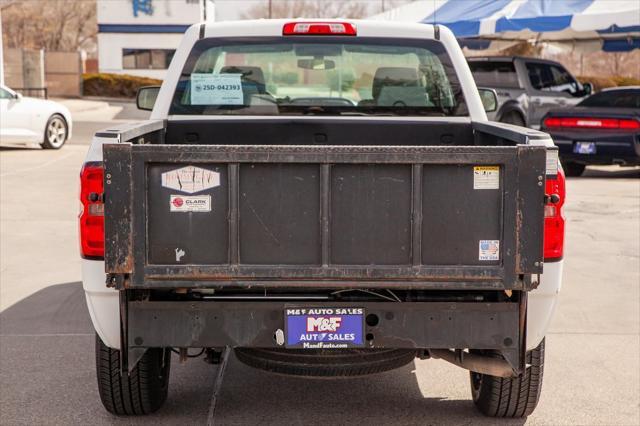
(468, 61), (520, 89)
(578, 89), (640, 108)
(169, 37), (467, 117)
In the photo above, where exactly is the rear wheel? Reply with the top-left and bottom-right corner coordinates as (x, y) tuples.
(562, 161), (586, 177)
(470, 338), (545, 418)
(95, 335), (171, 415)
(235, 347), (416, 377)
(500, 111), (526, 127)
(41, 114), (68, 149)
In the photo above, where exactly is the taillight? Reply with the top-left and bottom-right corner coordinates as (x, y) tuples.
(619, 119), (640, 129)
(283, 22), (357, 36)
(543, 167), (566, 261)
(543, 116), (640, 130)
(79, 162), (104, 259)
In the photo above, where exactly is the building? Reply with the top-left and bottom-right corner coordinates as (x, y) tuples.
(97, 0), (214, 79)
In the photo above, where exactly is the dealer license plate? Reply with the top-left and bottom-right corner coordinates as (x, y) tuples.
(574, 142), (597, 154)
(284, 307), (365, 349)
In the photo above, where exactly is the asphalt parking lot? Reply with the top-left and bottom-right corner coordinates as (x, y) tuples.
(1, 120), (638, 425)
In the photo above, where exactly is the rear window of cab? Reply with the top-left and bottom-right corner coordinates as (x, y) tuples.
(169, 37), (468, 117)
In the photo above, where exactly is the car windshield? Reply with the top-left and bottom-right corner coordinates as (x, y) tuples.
(578, 89), (640, 108)
(170, 37), (467, 116)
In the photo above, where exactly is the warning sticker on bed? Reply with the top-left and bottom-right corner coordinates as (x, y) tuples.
(190, 73), (243, 105)
(479, 240), (500, 261)
(473, 166), (500, 189)
(170, 195), (211, 212)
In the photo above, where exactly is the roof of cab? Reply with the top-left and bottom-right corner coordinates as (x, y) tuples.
(198, 18), (441, 40)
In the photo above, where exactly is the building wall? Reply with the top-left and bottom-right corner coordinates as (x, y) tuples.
(45, 51), (82, 97)
(98, 33), (185, 79)
(97, 0), (214, 79)
(3, 49), (25, 88)
(4, 49), (45, 90)
(98, 0), (204, 26)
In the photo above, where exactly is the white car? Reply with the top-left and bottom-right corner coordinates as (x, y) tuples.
(0, 85), (72, 149)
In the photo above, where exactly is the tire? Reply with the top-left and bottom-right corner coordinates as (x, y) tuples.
(235, 347), (416, 377)
(470, 338), (545, 418)
(562, 161), (586, 177)
(500, 111), (526, 127)
(41, 114), (68, 149)
(95, 335), (171, 416)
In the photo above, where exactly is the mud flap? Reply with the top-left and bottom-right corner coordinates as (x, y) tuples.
(119, 290), (148, 374)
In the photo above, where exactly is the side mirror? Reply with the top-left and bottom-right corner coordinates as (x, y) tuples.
(478, 87), (498, 113)
(136, 86), (160, 111)
(582, 82), (593, 96)
(14, 92), (23, 101)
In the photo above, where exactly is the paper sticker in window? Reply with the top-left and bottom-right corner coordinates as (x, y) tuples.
(190, 73), (243, 105)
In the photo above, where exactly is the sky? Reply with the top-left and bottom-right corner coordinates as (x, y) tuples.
(211, 0), (399, 21)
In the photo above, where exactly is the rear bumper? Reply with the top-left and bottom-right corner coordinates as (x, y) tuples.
(128, 300), (522, 351)
(126, 298), (526, 373)
(551, 132), (640, 165)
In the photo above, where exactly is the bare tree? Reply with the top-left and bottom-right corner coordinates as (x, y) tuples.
(241, 0), (368, 19)
(1, 0), (97, 51)
(378, 0), (413, 14)
(609, 52), (622, 76)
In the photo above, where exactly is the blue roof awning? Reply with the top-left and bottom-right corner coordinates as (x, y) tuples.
(370, 0), (640, 52)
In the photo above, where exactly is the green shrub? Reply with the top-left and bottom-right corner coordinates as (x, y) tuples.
(611, 76), (640, 87)
(577, 75), (640, 92)
(82, 73), (162, 98)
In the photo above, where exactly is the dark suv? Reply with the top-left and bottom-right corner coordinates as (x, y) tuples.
(468, 56), (592, 128)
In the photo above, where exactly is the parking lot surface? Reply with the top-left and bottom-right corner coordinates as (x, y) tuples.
(1, 140), (638, 425)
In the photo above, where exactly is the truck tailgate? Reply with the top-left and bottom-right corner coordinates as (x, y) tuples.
(103, 144), (546, 290)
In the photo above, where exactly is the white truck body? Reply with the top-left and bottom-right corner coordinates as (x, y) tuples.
(81, 19), (564, 418)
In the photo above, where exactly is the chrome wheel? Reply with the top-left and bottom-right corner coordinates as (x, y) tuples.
(44, 116), (67, 149)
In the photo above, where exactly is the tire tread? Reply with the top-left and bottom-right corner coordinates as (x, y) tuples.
(95, 335), (170, 416)
(471, 339), (545, 418)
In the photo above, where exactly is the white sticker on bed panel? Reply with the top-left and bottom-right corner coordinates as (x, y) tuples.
(161, 166), (220, 194)
(170, 195), (211, 212)
(479, 240), (500, 261)
(473, 166), (500, 189)
(190, 73), (243, 105)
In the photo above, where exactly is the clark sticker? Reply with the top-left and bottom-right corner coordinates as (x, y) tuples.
(473, 166), (500, 189)
(170, 195), (211, 212)
(479, 240), (500, 261)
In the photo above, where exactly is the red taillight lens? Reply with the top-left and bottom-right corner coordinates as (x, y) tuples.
(619, 119), (640, 129)
(543, 167), (566, 261)
(283, 22), (357, 36)
(543, 117), (562, 128)
(543, 116), (640, 130)
(79, 162), (104, 258)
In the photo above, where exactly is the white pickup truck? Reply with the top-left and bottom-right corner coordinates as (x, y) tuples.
(80, 19), (565, 418)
